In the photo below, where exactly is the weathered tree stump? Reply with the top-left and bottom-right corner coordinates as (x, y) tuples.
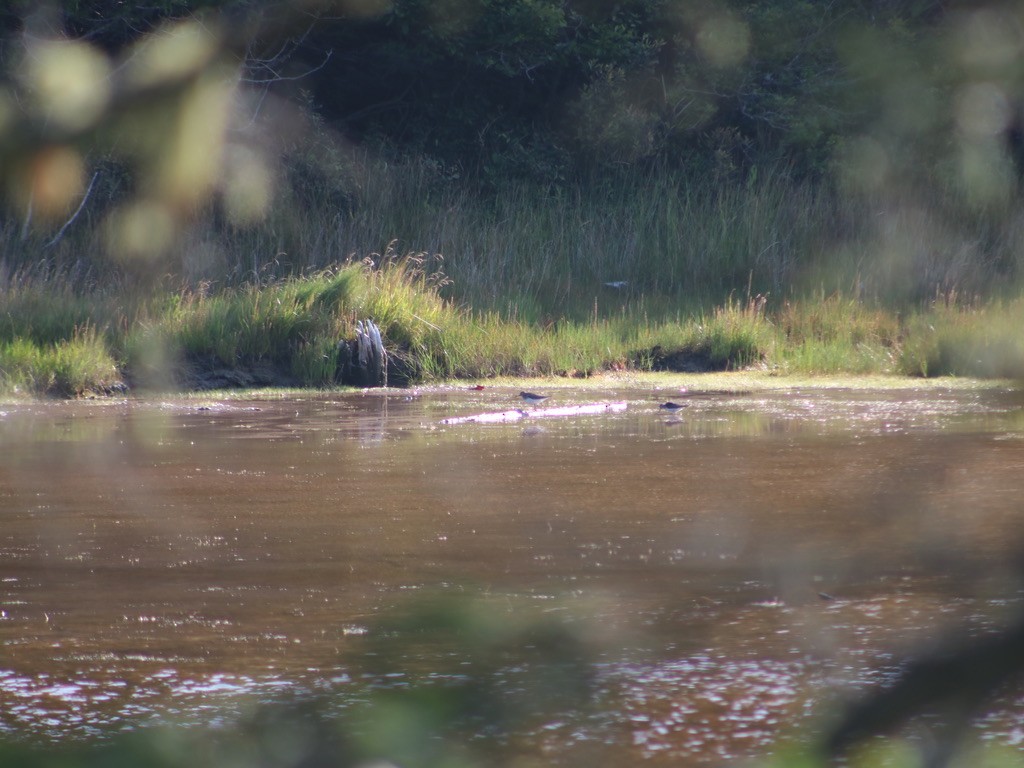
(338, 319), (387, 387)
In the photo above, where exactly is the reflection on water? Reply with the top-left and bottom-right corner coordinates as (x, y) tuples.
(2, 385), (1024, 762)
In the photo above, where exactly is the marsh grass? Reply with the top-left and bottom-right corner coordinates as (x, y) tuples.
(3, 258), (1023, 396)
(200, 152), (1023, 320)
(4, 149), (1024, 393)
(15, 152), (1014, 318)
(0, 278), (125, 396)
(773, 295), (902, 374)
(697, 298), (776, 369)
(0, 330), (118, 397)
(898, 298), (1024, 378)
(112, 255), (465, 388)
(340, 164), (835, 318)
(0, 282), (112, 345)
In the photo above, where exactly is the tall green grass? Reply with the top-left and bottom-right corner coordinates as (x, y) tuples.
(5, 146), (1024, 395)
(773, 295), (901, 375)
(0, 277), (124, 396)
(8, 151), (1023, 322)
(898, 298), (1024, 378)
(3, 259), (1024, 397)
(0, 331), (118, 397)
(339, 164), (837, 317)
(119, 257), (462, 389)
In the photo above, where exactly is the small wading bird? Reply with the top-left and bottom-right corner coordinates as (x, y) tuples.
(659, 401), (687, 411)
(519, 391), (550, 405)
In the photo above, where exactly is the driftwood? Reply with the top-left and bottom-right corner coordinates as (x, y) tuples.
(338, 319), (387, 387)
(441, 401), (627, 425)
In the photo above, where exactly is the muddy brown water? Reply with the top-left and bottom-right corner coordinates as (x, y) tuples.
(2, 385), (1024, 762)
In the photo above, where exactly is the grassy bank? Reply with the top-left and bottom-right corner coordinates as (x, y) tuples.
(2, 257), (1023, 398)
(8, 150), (1024, 317)
(5, 146), (1024, 398)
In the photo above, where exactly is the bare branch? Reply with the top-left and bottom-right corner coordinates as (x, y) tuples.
(43, 169), (100, 249)
(239, 47), (332, 84)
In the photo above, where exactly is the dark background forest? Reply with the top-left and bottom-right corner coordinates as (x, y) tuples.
(1, 0), (1003, 187)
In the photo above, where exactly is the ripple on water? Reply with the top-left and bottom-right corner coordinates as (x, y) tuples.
(0, 667), (305, 740)
(2, 389), (1024, 761)
(606, 654), (816, 761)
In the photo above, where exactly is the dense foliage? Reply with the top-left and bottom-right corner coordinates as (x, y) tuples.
(0, 0), (995, 184)
(302, 0), (850, 181)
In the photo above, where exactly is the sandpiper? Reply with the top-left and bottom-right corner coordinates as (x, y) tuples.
(659, 401), (687, 411)
(519, 390), (550, 405)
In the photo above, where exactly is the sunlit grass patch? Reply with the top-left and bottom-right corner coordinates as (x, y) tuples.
(776, 337), (896, 375)
(636, 296), (775, 372)
(0, 330), (119, 397)
(428, 310), (643, 380)
(701, 298), (775, 369)
(174, 286), (330, 367)
(4, 257), (1024, 396)
(123, 255), (466, 387)
(778, 294), (900, 348)
(438, 313), (539, 378)
(0, 277), (126, 395)
(141, 273), (348, 387)
(772, 294), (901, 374)
(351, 248), (460, 378)
(899, 299), (1024, 378)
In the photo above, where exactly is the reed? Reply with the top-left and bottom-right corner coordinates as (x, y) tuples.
(6, 149), (1024, 326)
(898, 298), (1024, 378)
(346, 165), (836, 317)
(111, 256), (465, 388)
(773, 295), (901, 375)
(4, 153), (1009, 313)
(0, 330), (119, 397)
(4, 149), (1024, 393)
(4, 262), (1024, 395)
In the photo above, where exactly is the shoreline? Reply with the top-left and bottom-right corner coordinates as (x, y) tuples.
(1, 371), (1017, 406)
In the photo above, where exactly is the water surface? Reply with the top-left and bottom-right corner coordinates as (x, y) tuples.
(2, 384), (1024, 762)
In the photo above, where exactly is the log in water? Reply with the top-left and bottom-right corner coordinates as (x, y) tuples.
(337, 318), (387, 387)
(440, 400), (628, 424)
